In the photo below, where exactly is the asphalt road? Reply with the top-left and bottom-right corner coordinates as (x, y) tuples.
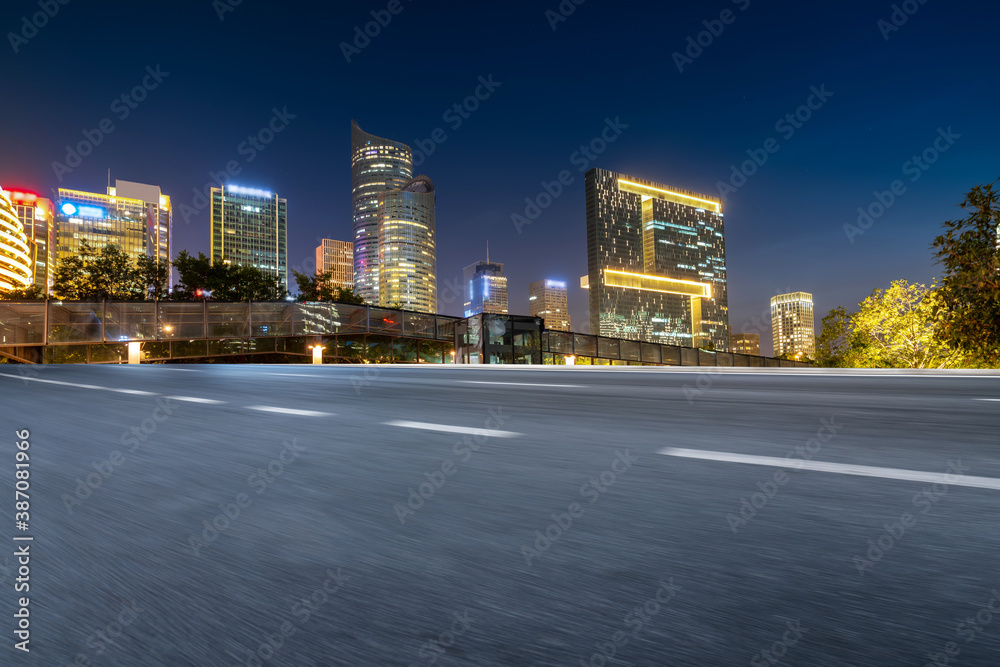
(0, 364), (998, 666)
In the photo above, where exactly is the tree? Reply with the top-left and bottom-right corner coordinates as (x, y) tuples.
(0, 283), (46, 300)
(292, 270), (367, 305)
(932, 178), (1000, 366)
(817, 281), (968, 369)
(52, 241), (151, 300)
(174, 251), (287, 301)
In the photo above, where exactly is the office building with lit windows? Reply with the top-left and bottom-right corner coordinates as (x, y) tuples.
(771, 292), (815, 359)
(464, 260), (508, 317)
(730, 332), (761, 356)
(352, 121), (412, 304)
(55, 182), (171, 275)
(7, 190), (54, 292)
(378, 176), (437, 313)
(0, 188), (34, 292)
(584, 168), (729, 349)
(316, 239), (354, 292)
(210, 185), (288, 291)
(529, 279), (570, 331)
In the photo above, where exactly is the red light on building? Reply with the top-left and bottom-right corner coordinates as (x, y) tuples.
(6, 190), (39, 205)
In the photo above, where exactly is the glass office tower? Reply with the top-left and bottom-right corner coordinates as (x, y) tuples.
(771, 291), (815, 358)
(55, 186), (169, 271)
(0, 188), (34, 291)
(464, 260), (508, 317)
(529, 279), (570, 331)
(210, 184), (288, 291)
(7, 190), (54, 292)
(378, 176), (437, 313)
(585, 168), (729, 350)
(351, 121), (412, 305)
(316, 239), (354, 292)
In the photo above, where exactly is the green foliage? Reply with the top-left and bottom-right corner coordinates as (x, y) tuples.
(0, 283), (46, 300)
(174, 251), (287, 301)
(292, 269), (367, 305)
(52, 241), (164, 300)
(932, 178), (1000, 366)
(816, 281), (971, 369)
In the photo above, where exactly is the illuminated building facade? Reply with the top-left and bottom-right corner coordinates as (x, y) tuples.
(730, 333), (761, 356)
(210, 185), (288, 291)
(7, 190), (54, 292)
(585, 168), (729, 349)
(316, 239), (354, 292)
(55, 183), (171, 273)
(464, 260), (508, 317)
(771, 292), (815, 358)
(378, 176), (437, 313)
(0, 188), (34, 291)
(352, 121), (412, 304)
(529, 279), (570, 331)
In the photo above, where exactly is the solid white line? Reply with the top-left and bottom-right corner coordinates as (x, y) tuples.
(0, 375), (114, 391)
(458, 380), (583, 388)
(384, 420), (522, 438)
(166, 396), (226, 404)
(110, 388), (156, 395)
(660, 448), (1000, 491)
(976, 398), (1000, 402)
(247, 406), (334, 417)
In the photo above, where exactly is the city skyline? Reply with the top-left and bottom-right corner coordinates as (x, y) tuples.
(3, 2), (997, 356)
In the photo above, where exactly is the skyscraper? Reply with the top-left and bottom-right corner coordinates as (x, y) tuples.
(6, 189), (54, 292)
(464, 258), (508, 317)
(378, 176), (437, 313)
(112, 180), (171, 284)
(529, 279), (570, 331)
(0, 188), (34, 292)
(210, 184), (288, 291)
(584, 168), (729, 349)
(316, 239), (354, 292)
(771, 292), (815, 358)
(55, 183), (171, 274)
(730, 333), (761, 356)
(351, 121), (412, 304)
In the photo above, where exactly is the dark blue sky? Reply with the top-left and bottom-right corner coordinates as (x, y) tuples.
(2, 0), (996, 354)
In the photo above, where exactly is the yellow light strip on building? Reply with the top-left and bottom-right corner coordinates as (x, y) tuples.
(617, 179), (721, 213)
(604, 269), (711, 298)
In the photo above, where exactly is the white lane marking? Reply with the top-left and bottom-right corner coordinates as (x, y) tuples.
(0, 375), (114, 391)
(264, 373), (324, 377)
(458, 380), (583, 388)
(976, 398), (1000, 402)
(660, 448), (1000, 491)
(384, 420), (522, 438)
(167, 396), (226, 404)
(110, 388), (156, 395)
(247, 406), (334, 417)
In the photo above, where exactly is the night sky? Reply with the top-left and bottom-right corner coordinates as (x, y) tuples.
(3, 0), (997, 354)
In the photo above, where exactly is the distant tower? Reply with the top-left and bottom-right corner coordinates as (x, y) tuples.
(770, 292), (815, 358)
(378, 176), (437, 313)
(351, 121), (412, 304)
(464, 256), (508, 317)
(316, 239), (354, 292)
(529, 279), (570, 331)
(209, 184), (288, 291)
(0, 188), (34, 291)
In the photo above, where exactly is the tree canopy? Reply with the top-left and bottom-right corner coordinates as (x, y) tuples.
(291, 269), (366, 305)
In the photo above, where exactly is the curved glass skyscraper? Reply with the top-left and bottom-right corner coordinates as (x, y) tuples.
(378, 176), (437, 313)
(0, 188), (35, 292)
(351, 121), (412, 304)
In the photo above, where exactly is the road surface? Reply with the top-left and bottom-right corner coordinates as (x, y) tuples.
(0, 364), (998, 666)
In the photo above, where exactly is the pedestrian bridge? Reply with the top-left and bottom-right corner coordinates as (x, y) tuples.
(0, 301), (809, 367)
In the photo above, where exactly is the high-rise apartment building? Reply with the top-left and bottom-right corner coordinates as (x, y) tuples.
(6, 190), (54, 292)
(529, 279), (570, 331)
(771, 292), (815, 358)
(584, 168), (729, 349)
(210, 184), (288, 291)
(464, 260), (508, 317)
(730, 332), (761, 356)
(55, 182), (171, 275)
(378, 176), (437, 313)
(351, 121), (412, 304)
(0, 188), (34, 292)
(316, 239), (354, 292)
